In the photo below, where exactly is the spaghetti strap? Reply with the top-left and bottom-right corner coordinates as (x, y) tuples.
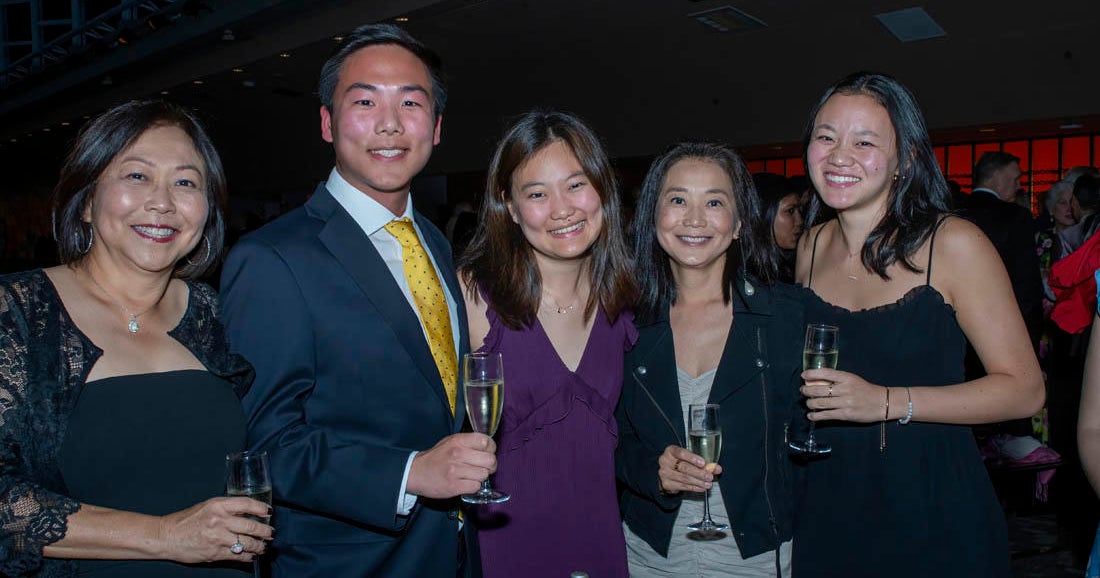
(808, 223), (827, 288)
(925, 215), (951, 285)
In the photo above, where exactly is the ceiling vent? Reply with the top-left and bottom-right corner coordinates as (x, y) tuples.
(876, 7), (946, 42)
(688, 6), (767, 33)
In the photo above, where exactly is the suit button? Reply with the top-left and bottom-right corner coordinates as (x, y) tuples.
(637, 366), (647, 375)
(754, 358), (765, 368)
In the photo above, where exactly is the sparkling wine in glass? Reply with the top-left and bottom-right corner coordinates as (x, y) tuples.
(226, 450), (271, 575)
(686, 403), (728, 540)
(788, 324), (837, 456)
(461, 352), (510, 504)
(226, 450), (272, 522)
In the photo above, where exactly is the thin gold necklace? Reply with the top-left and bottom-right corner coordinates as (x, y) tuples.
(83, 268), (162, 334)
(541, 289), (577, 315)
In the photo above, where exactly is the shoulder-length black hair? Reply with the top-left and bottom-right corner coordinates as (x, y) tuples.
(632, 141), (777, 323)
(802, 71), (950, 279)
(51, 99), (227, 279)
(458, 109), (636, 329)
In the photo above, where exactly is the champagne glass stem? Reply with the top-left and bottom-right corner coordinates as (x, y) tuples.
(807, 420), (818, 449)
(702, 488), (714, 527)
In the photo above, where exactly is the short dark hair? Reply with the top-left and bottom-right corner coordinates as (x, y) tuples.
(318, 24), (446, 117)
(802, 72), (950, 280)
(633, 142), (775, 323)
(458, 109), (636, 329)
(51, 100), (227, 279)
(973, 151), (1020, 187)
(1074, 173), (1100, 213)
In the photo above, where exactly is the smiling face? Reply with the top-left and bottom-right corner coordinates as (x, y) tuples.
(84, 124), (209, 275)
(1054, 188), (1077, 228)
(773, 192), (804, 250)
(656, 158), (741, 273)
(506, 140), (604, 266)
(320, 43), (442, 214)
(806, 92), (900, 216)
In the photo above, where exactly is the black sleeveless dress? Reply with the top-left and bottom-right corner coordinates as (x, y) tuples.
(791, 224), (1008, 577)
(59, 370), (249, 577)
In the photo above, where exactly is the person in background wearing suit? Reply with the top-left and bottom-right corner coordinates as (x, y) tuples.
(959, 152), (1044, 369)
(219, 24), (495, 578)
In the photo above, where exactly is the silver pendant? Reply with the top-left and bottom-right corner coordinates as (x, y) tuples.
(128, 315), (140, 333)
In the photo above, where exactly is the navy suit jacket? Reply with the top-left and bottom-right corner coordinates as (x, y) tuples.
(220, 184), (475, 577)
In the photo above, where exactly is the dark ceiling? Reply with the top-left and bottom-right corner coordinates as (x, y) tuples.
(3, 0), (1100, 205)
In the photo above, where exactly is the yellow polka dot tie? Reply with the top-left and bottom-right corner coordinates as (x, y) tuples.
(385, 218), (458, 414)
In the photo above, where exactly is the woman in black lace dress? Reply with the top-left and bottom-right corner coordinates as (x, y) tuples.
(789, 72), (1045, 577)
(0, 100), (271, 577)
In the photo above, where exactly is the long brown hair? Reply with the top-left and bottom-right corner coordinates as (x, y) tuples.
(458, 109), (636, 329)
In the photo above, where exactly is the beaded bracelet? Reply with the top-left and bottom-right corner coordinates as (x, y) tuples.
(898, 387), (913, 425)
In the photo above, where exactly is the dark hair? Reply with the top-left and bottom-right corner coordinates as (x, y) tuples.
(802, 71), (950, 280)
(1074, 173), (1100, 214)
(51, 100), (227, 279)
(318, 24), (446, 117)
(458, 109), (636, 329)
(973, 151), (1020, 187)
(633, 142), (775, 323)
(753, 172), (800, 282)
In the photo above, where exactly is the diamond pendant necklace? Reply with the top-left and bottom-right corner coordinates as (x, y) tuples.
(84, 268), (161, 334)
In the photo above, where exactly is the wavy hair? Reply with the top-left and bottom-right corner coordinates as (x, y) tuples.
(802, 72), (950, 279)
(458, 109), (636, 329)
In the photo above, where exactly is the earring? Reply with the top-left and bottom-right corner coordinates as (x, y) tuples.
(79, 226), (94, 255)
(186, 235), (211, 267)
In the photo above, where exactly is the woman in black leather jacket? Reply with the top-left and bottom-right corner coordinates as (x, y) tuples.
(616, 142), (804, 577)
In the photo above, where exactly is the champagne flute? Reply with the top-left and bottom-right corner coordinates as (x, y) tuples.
(686, 403), (728, 540)
(225, 450), (271, 576)
(788, 323), (838, 456)
(461, 352), (510, 504)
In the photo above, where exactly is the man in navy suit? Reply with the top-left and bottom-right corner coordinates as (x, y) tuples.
(219, 24), (495, 577)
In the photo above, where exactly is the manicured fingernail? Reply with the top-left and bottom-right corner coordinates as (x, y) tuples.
(267, 506), (273, 514)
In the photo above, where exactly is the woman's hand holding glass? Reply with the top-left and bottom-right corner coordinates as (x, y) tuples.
(657, 445), (723, 494)
(156, 496), (273, 563)
(801, 367), (891, 424)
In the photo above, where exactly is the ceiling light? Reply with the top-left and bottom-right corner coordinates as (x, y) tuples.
(193, 79), (204, 85)
(688, 6), (766, 34)
(42, 128), (50, 132)
(876, 7), (946, 42)
(60, 121), (70, 126)
(232, 67), (244, 73)
(333, 36), (343, 42)
(160, 90), (169, 95)
(279, 52), (291, 58)
(395, 17), (410, 22)
(1061, 122), (1084, 130)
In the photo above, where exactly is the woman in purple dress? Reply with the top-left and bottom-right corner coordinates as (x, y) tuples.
(458, 110), (637, 578)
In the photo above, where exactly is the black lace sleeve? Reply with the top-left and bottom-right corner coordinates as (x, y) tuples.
(0, 284), (81, 577)
(172, 282), (254, 398)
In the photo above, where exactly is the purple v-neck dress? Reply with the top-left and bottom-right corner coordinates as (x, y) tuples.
(471, 300), (636, 578)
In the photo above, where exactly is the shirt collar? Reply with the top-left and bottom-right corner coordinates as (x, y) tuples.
(971, 187), (1001, 200)
(324, 167), (415, 235)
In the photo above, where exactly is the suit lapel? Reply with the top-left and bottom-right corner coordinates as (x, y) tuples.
(417, 210), (470, 433)
(308, 188), (455, 422)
